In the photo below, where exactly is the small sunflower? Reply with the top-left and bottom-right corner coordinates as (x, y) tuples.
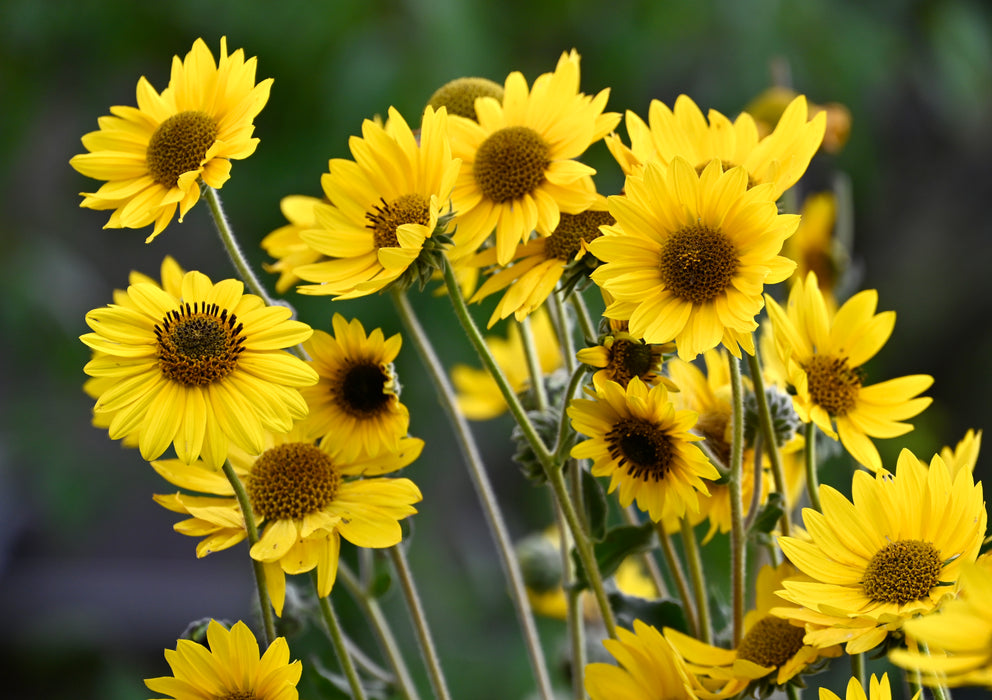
(605, 93), (825, 199)
(576, 324), (673, 390)
(427, 76), (504, 121)
(146, 619), (301, 700)
(585, 619), (700, 700)
(774, 449), (986, 654)
(467, 193), (614, 327)
(81, 269), (317, 468)
(300, 314), (410, 461)
(152, 425), (423, 615)
(294, 106), (460, 298)
(765, 271), (933, 472)
(590, 158), (798, 360)
(447, 50), (620, 265)
(261, 195), (326, 294)
(782, 191), (847, 296)
(568, 376), (720, 522)
(451, 308), (563, 420)
(665, 563), (841, 699)
(70, 37), (272, 242)
(818, 674), (918, 700)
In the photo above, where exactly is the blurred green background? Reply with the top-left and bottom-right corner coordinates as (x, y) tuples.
(2, 1), (991, 698)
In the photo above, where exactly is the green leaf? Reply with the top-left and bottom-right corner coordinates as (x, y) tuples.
(580, 467), (608, 541)
(609, 591), (689, 635)
(571, 521), (655, 591)
(747, 492), (785, 539)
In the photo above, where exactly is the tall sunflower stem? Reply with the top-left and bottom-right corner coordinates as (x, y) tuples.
(804, 423), (822, 511)
(744, 349), (792, 536)
(569, 291), (598, 344)
(851, 651), (865, 692)
(519, 315), (549, 412)
(220, 459), (276, 648)
(203, 186), (276, 307)
(388, 546), (452, 700)
(389, 287), (556, 700)
(555, 503), (586, 700)
(313, 575), (368, 700)
(554, 366), (589, 461)
(655, 522), (699, 638)
(551, 292), (578, 373)
(728, 354), (746, 646)
(919, 640), (951, 700)
(680, 518), (713, 645)
(786, 683), (801, 700)
(337, 562), (421, 700)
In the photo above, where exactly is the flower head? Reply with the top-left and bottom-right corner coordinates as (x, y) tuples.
(590, 158), (798, 360)
(774, 450), (986, 654)
(81, 268), (317, 468)
(427, 76), (504, 121)
(295, 106), (460, 298)
(568, 377), (720, 521)
(261, 195), (326, 294)
(146, 619), (301, 700)
(447, 50), (620, 265)
(70, 37), (272, 242)
(765, 271), (933, 472)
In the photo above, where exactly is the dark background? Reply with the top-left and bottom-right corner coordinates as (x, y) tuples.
(1, 1), (990, 698)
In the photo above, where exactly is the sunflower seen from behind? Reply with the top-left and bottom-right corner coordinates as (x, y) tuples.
(146, 619), (301, 700)
(568, 376), (719, 522)
(70, 37), (272, 242)
(765, 271), (933, 472)
(81, 269), (317, 469)
(590, 158), (798, 360)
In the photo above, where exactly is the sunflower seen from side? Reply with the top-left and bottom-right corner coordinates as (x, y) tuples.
(447, 49), (620, 265)
(152, 425), (424, 615)
(773, 450), (986, 654)
(261, 195), (326, 294)
(294, 106), (460, 298)
(590, 158), (798, 360)
(70, 37), (272, 242)
(146, 619), (301, 700)
(81, 269), (317, 469)
(765, 271), (933, 472)
(568, 376), (719, 522)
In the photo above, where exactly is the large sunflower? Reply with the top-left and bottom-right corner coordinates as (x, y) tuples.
(605, 93), (825, 199)
(81, 269), (317, 468)
(765, 271), (933, 472)
(146, 619), (301, 700)
(568, 376), (720, 522)
(300, 314), (410, 461)
(70, 37), (272, 242)
(590, 158), (798, 360)
(447, 50), (619, 265)
(294, 106), (460, 298)
(774, 450), (986, 654)
(585, 619), (700, 700)
(152, 425), (423, 615)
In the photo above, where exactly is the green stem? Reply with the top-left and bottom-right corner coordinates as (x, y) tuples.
(519, 316), (549, 412)
(786, 683), (801, 700)
(551, 292), (578, 373)
(804, 423), (822, 512)
(220, 460), (276, 648)
(919, 640), (951, 700)
(728, 354), (746, 646)
(851, 652), (865, 693)
(745, 349), (792, 536)
(313, 574), (367, 700)
(555, 505), (586, 700)
(680, 518), (713, 645)
(569, 292), (598, 345)
(655, 522), (698, 638)
(554, 366), (588, 462)
(202, 186), (277, 306)
(388, 546), (452, 700)
(390, 287), (555, 700)
(337, 562), (420, 700)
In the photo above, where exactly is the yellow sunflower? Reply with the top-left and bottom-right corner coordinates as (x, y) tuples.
(590, 158), (798, 360)
(300, 314), (410, 461)
(451, 308), (563, 420)
(774, 449), (986, 654)
(466, 192), (614, 327)
(818, 674), (917, 700)
(146, 619), (301, 700)
(765, 271), (933, 472)
(447, 50), (620, 265)
(585, 619), (700, 700)
(294, 106), (460, 298)
(70, 37), (272, 242)
(889, 556), (992, 688)
(576, 323), (673, 390)
(665, 563), (841, 699)
(81, 269), (317, 468)
(260, 195), (325, 294)
(939, 428), (982, 478)
(782, 191), (847, 296)
(152, 425), (423, 615)
(746, 86), (852, 155)
(568, 376), (720, 522)
(427, 76), (504, 121)
(605, 93), (825, 199)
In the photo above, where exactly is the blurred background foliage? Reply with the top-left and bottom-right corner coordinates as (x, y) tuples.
(1, 1), (990, 698)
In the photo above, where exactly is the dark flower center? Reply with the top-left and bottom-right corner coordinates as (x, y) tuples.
(248, 443), (340, 521)
(862, 540), (943, 605)
(473, 126), (550, 203)
(366, 194), (431, 249)
(659, 224), (738, 305)
(804, 354), (864, 417)
(545, 210), (615, 260)
(156, 302), (245, 386)
(604, 338), (659, 387)
(428, 77), (505, 121)
(337, 362), (393, 417)
(146, 110), (218, 188)
(736, 615), (807, 668)
(606, 417), (674, 482)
